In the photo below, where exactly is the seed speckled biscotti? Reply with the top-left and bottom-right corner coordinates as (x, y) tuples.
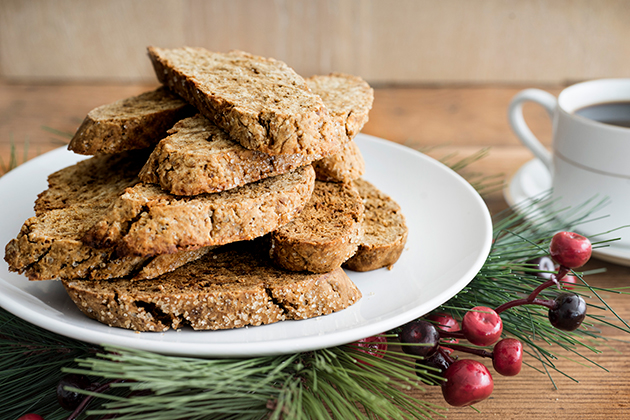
(34, 150), (149, 215)
(312, 140), (365, 183)
(344, 179), (408, 272)
(62, 241), (362, 332)
(306, 73), (373, 142)
(306, 73), (371, 183)
(84, 165), (316, 257)
(68, 87), (195, 155)
(139, 114), (318, 195)
(5, 152), (214, 281)
(269, 180), (364, 273)
(147, 46), (344, 156)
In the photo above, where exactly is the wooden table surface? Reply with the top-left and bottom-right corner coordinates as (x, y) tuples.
(1, 82), (629, 419)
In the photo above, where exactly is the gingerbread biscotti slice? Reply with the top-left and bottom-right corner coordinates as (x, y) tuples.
(84, 165), (316, 257)
(344, 178), (408, 272)
(62, 241), (362, 332)
(35, 150), (149, 215)
(5, 153), (214, 281)
(68, 87), (196, 155)
(147, 47), (344, 156)
(4, 206), (214, 281)
(307, 73), (371, 183)
(269, 180), (364, 274)
(139, 72), (372, 195)
(312, 140), (365, 183)
(138, 114), (318, 195)
(306, 73), (373, 142)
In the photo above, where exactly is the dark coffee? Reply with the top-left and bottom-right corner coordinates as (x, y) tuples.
(574, 101), (630, 128)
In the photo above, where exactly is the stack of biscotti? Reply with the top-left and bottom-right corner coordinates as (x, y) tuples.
(4, 46), (407, 333)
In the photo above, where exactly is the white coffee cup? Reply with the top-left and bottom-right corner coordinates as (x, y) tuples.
(508, 79), (630, 248)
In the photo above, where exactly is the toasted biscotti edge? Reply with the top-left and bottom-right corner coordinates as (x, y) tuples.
(306, 73), (374, 142)
(62, 244), (362, 332)
(68, 87), (195, 155)
(313, 140), (365, 183)
(269, 180), (364, 273)
(344, 178), (408, 272)
(138, 114), (319, 195)
(84, 165), (317, 257)
(147, 46), (344, 156)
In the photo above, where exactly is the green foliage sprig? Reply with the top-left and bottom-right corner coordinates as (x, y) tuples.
(2, 149), (629, 419)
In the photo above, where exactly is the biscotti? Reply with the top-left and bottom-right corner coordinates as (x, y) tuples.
(68, 87), (195, 155)
(344, 179), (408, 272)
(62, 241), (362, 332)
(306, 73), (373, 142)
(84, 165), (316, 257)
(147, 47), (344, 156)
(138, 114), (317, 195)
(269, 180), (364, 273)
(34, 150), (149, 215)
(4, 152), (214, 281)
(306, 73), (371, 183)
(312, 141), (365, 183)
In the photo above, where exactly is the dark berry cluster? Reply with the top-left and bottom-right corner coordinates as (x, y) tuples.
(400, 231), (591, 407)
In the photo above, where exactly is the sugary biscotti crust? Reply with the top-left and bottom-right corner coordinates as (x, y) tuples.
(35, 150), (148, 215)
(68, 87), (195, 155)
(147, 47), (344, 156)
(5, 201), (215, 281)
(313, 141), (365, 183)
(5, 152), (211, 281)
(344, 179), (408, 272)
(62, 243), (362, 332)
(84, 165), (316, 257)
(139, 114), (319, 195)
(269, 180), (364, 273)
(306, 73), (374, 142)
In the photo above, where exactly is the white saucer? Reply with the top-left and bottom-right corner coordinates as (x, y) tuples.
(504, 158), (630, 266)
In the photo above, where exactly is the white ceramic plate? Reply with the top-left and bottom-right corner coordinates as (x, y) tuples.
(504, 158), (630, 266)
(0, 134), (492, 357)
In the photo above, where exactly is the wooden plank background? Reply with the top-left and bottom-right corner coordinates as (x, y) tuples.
(1, 0), (629, 85)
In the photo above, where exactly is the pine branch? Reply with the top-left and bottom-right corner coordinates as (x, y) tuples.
(2, 143), (629, 418)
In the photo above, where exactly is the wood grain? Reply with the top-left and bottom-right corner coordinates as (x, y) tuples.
(1, 0), (629, 84)
(2, 83), (630, 419)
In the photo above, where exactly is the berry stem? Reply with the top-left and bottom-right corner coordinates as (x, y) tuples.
(437, 330), (466, 340)
(495, 297), (557, 315)
(437, 346), (456, 364)
(556, 266), (570, 281)
(495, 266), (571, 315)
(441, 343), (494, 359)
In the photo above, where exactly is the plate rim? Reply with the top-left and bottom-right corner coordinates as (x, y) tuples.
(0, 134), (493, 357)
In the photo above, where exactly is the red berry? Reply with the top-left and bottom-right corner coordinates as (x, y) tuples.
(549, 231), (592, 268)
(17, 415), (45, 420)
(441, 359), (494, 407)
(427, 313), (460, 351)
(427, 313), (460, 334)
(492, 338), (523, 376)
(399, 320), (440, 357)
(353, 335), (388, 364)
(462, 306), (503, 346)
(561, 273), (578, 290)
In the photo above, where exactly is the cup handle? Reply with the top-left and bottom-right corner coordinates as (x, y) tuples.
(507, 89), (556, 171)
